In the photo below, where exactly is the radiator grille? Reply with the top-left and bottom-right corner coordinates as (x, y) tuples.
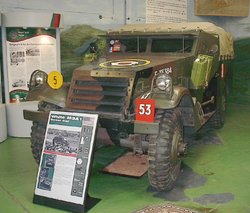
(66, 71), (129, 118)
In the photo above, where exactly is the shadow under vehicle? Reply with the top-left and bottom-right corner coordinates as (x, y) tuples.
(23, 22), (234, 191)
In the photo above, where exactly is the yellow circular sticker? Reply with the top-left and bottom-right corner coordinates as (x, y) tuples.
(99, 59), (150, 69)
(47, 71), (63, 89)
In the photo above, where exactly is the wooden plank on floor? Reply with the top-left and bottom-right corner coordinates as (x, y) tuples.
(102, 152), (148, 178)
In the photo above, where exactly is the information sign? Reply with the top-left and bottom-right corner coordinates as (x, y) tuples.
(33, 111), (99, 213)
(6, 28), (58, 102)
(146, 0), (187, 23)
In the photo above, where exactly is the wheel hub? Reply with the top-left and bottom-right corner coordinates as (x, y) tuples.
(170, 128), (187, 162)
(170, 128), (182, 162)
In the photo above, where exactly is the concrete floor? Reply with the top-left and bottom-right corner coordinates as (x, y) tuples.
(0, 103), (250, 213)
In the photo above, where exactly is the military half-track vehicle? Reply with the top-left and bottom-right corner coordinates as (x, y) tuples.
(24, 22), (234, 191)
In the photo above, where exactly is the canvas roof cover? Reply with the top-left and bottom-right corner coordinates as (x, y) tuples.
(108, 22), (234, 59)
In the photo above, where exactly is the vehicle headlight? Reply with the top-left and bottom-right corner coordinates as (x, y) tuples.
(29, 70), (48, 90)
(155, 74), (173, 97)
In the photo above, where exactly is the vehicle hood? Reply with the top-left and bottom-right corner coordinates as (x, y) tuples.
(79, 55), (191, 73)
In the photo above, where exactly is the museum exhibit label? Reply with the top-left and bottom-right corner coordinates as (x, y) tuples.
(33, 111), (99, 213)
(1, 12), (62, 102)
(6, 27), (58, 102)
(1, 12), (63, 137)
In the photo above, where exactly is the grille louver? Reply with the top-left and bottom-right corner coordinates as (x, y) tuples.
(66, 70), (129, 118)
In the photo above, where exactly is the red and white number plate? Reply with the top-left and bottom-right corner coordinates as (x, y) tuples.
(135, 98), (155, 122)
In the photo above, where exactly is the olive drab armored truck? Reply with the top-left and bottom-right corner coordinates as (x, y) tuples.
(23, 22), (234, 191)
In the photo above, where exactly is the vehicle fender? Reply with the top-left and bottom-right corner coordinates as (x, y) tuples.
(26, 83), (69, 108)
(135, 87), (201, 133)
(152, 86), (191, 109)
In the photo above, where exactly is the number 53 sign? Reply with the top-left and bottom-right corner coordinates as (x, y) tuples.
(135, 98), (155, 122)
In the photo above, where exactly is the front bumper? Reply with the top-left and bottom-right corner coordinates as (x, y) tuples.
(24, 109), (160, 135)
(23, 109), (49, 123)
(134, 121), (159, 134)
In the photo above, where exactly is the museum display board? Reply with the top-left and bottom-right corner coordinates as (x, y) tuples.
(2, 12), (62, 103)
(6, 27), (58, 102)
(1, 12), (62, 137)
(33, 111), (99, 213)
(146, 0), (187, 23)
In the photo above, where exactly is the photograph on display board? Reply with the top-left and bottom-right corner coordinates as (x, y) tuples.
(44, 128), (80, 156)
(37, 154), (56, 191)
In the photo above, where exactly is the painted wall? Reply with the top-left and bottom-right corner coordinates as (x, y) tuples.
(1, 0), (250, 39)
(126, 0), (250, 40)
(0, 0), (126, 30)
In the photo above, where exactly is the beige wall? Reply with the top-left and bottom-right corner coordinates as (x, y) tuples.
(0, 0), (250, 38)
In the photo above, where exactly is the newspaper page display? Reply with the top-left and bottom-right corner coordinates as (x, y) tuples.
(6, 28), (57, 102)
(146, 0), (187, 23)
(34, 111), (98, 209)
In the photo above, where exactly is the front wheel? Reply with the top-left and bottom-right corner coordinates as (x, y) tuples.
(31, 122), (46, 163)
(211, 88), (226, 129)
(148, 109), (184, 191)
(30, 101), (61, 163)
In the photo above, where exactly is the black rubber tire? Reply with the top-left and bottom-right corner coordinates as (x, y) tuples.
(30, 101), (61, 163)
(31, 122), (46, 163)
(211, 89), (226, 129)
(148, 109), (183, 191)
